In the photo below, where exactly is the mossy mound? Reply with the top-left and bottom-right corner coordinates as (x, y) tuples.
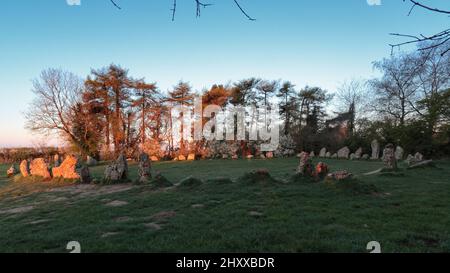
(177, 176), (203, 189)
(238, 169), (279, 185)
(289, 173), (317, 183)
(149, 174), (173, 189)
(12, 174), (77, 184)
(205, 177), (233, 184)
(325, 178), (379, 195)
(95, 178), (131, 185)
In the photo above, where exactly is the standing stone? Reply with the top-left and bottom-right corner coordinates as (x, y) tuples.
(405, 154), (415, 165)
(53, 154), (61, 167)
(78, 166), (91, 184)
(223, 154), (229, 159)
(52, 155), (81, 179)
(350, 153), (356, 160)
(30, 158), (51, 179)
(7, 165), (18, 177)
(319, 147), (327, 158)
(138, 152), (152, 183)
(86, 156), (98, 166)
(331, 153), (338, 159)
(297, 152), (314, 177)
(104, 154), (128, 181)
(20, 160), (30, 177)
(178, 155), (186, 161)
(395, 146), (404, 160)
(232, 154), (239, 160)
(361, 154), (370, 160)
(354, 147), (363, 159)
(337, 147), (350, 159)
(382, 144), (397, 170)
(371, 140), (380, 160)
(187, 153), (195, 161)
(327, 171), (353, 181)
(325, 152), (331, 158)
(414, 152), (424, 162)
(310, 151), (315, 157)
(150, 156), (159, 162)
(315, 162), (329, 179)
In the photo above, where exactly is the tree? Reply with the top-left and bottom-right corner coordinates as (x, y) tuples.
(132, 80), (159, 146)
(277, 81), (296, 135)
(25, 68), (90, 154)
(85, 64), (134, 155)
(230, 78), (260, 106)
(167, 81), (195, 155)
(412, 46), (450, 137)
(294, 86), (333, 151)
(334, 79), (368, 135)
(370, 52), (424, 126)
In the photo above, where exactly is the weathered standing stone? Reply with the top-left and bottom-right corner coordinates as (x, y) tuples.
(382, 144), (397, 170)
(20, 160), (30, 177)
(52, 155), (81, 179)
(78, 166), (91, 184)
(30, 158), (51, 179)
(297, 152), (314, 177)
(315, 162), (329, 179)
(325, 152), (331, 158)
(405, 154), (415, 165)
(150, 156), (159, 162)
(331, 153), (338, 159)
(187, 153), (195, 161)
(414, 152), (424, 162)
(222, 154), (229, 160)
(361, 154), (370, 160)
(310, 151), (315, 157)
(354, 148), (363, 159)
(86, 156), (98, 166)
(327, 170), (353, 181)
(371, 140), (380, 160)
(138, 152), (152, 183)
(319, 147), (327, 158)
(350, 153), (356, 160)
(178, 155), (186, 161)
(7, 165), (18, 177)
(395, 146), (404, 160)
(104, 154), (128, 181)
(53, 154), (61, 167)
(337, 147), (350, 159)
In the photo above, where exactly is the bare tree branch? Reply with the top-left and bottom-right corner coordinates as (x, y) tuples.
(110, 0), (254, 21)
(391, 1), (450, 55)
(110, 0), (121, 10)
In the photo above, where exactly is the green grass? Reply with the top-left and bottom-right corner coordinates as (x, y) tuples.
(0, 158), (449, 253)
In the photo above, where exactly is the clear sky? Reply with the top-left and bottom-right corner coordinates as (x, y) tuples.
(0, 0), (448, 147)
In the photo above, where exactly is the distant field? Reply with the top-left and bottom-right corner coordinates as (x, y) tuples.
(0, 158), (449, 253)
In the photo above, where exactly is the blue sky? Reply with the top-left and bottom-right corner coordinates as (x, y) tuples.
(0, 0), (448, 147)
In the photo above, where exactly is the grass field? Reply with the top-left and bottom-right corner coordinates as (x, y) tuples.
(0, 158), (449, 253)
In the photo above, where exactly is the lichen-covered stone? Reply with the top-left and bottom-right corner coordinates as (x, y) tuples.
(30, 158), (51, 179)
(52, 155), (80, 179)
